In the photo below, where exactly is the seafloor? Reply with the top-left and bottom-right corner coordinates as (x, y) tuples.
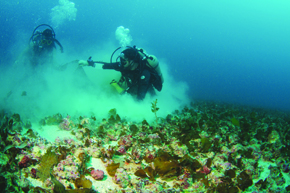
(1, 100), (290, 193)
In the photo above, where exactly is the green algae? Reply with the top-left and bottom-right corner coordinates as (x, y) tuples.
(151, 99), (160, 125)
(200, 137), (211, 153)
(39, 113), (63, 126)
(107, 162), (120, 177)
(225, 169), (236, 178)
(230, 117), (240, 127)
(38, 147), (59, 182)
(129, 124), (139, 135)
(50, 173), (66, 193)
(237, 171), (253, 191)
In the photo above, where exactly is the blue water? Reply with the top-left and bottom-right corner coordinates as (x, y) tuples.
(1, 0), (290, 112)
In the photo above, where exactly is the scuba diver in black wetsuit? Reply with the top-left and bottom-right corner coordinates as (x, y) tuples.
(79, 46), (164, 100)
(7, 24), (65, 100)
(28, 24), (63, 66)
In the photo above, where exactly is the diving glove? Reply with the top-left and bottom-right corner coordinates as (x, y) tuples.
(87, 56), (95, 67)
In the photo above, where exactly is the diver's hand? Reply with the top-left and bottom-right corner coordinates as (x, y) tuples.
(78, 60), (89, 66)
(87, 56), (95, 67)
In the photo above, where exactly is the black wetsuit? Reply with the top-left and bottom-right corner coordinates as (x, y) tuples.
(102, 61), (161, 100)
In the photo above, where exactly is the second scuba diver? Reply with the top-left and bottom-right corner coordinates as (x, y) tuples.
(28, 24), (64, 67)
(79, 46), (164, 100)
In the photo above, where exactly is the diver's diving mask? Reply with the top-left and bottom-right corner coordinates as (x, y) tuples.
(120, 52), (128, 66)
(40, 39), (52, 46)
(119, 52), (136, 69)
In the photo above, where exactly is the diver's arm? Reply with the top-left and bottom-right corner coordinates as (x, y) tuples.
(78, 59), (121, 70)
(102, 62), (121, 70)
(53, 39), (64, 53)
(82, 59), (121, 70)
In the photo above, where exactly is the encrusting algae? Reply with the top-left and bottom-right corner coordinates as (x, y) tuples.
(0, 100), (290, 192)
